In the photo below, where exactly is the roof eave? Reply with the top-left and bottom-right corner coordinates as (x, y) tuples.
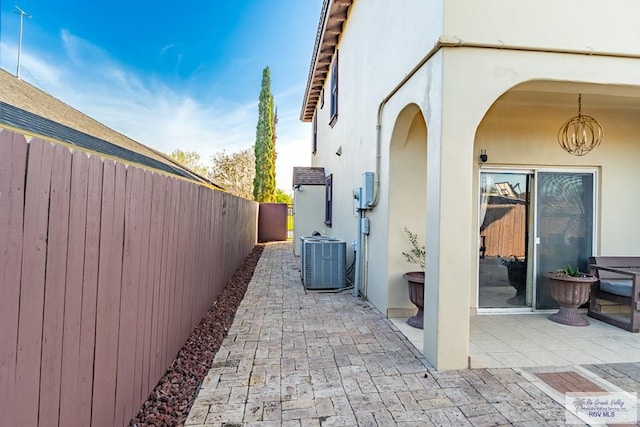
(300, 0), (353, 122)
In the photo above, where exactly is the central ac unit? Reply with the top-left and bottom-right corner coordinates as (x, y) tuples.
(300, 236), (337, 279)
(302, 239), (346, 290)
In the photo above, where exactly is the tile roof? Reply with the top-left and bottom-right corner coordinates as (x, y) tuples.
(293, 166), (326, 185)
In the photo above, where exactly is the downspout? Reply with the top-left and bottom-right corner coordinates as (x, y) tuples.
(369, 37), (448, 207)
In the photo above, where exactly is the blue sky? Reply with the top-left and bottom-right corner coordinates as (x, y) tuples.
(0, 0), (322, 191)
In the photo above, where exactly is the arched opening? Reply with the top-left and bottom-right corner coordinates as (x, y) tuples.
(387, 104), (428, 323)
(472, 80), (640, 312)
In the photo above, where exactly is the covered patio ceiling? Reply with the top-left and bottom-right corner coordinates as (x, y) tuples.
(497, 81), (640, 111)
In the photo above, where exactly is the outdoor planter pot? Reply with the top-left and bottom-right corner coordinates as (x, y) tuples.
(400, 227), (425, 329)
(501, 256), (526, 305)
(402, 271), (425, 329)
(544, 271), (598, 326)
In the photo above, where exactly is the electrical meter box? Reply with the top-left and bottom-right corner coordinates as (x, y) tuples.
(361, 172), (374, 209)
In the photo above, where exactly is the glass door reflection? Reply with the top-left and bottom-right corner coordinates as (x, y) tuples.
(479, 172), (532, 309)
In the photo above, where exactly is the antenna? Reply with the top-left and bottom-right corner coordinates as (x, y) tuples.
(14, 5), (32, 79)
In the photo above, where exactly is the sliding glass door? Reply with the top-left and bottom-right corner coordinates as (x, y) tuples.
(535, 172), (595, 309)
(478, 170), (596, 311)
(478, 172), (531, 309)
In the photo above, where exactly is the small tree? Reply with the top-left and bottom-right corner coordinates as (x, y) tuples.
(253, 66), (276, 202)
(401, 227), (425, 270)
(168, 149), (210, 178)
(210, 148), (255, 200)
(274, 189), (292, 204)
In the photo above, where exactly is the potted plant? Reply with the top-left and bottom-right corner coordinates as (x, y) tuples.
(401, 227), (426, 329)
(544, 264), (598, 326)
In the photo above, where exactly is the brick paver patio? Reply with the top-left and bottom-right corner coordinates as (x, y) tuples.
(186, 242), (640, 426)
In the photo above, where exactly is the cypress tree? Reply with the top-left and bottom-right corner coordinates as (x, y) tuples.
(253, 66), (276, 202)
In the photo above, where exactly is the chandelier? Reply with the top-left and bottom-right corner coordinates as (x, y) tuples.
(557, 94), (603, 156)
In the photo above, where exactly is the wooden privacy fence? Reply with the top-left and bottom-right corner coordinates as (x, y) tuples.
(480, 202), (527, 258)
(0, 130), (258, 427)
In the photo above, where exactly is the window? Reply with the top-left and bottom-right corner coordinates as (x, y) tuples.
(312, 113), (317, 155)
(325, 174), (333, 226)
(329, 50), (339, 126)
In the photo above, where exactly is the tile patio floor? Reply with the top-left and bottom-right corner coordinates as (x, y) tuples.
(186, 242), (640, 426)
(391, 312), (640, 369)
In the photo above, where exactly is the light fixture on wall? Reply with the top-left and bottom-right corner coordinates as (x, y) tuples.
(335, 146), (342, 156)
(558, 94), (603, 156)
(479, 149), (488, 163)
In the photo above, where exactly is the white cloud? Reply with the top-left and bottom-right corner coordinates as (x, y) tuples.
(1, 29), (311, 191)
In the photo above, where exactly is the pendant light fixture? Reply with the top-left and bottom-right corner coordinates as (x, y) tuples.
(558, 94), (603, 156)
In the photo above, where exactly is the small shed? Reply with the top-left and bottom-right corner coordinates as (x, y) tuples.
(292, 167), (327, 256)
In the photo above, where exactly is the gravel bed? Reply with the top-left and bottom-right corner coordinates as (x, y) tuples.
(129, 244), (264, 426)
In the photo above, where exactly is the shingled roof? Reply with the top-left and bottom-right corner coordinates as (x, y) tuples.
(293, 166), (326, 186)
(0, 68), (218, 186)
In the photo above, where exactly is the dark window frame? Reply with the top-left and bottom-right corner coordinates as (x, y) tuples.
(325, 174), (333, 226)
(329, 50), (339, 127)
(312, 113), (318, 155)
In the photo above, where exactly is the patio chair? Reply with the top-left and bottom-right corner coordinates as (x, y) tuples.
(588, 256), (640, 333)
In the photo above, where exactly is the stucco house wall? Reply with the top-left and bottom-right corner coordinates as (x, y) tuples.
(302, 0), (640, 369)
(293, 185), (329, 256)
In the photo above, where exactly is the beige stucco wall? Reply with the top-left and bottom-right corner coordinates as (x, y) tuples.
(307, 0), (640, 370)
(292, 185), (329, 256)
(311, 0), (442, 295)
(436, 48), (640, 368)
(445, 0), (640, 56)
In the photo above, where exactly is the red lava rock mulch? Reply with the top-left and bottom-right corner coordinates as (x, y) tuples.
(129, 244), (264, 426)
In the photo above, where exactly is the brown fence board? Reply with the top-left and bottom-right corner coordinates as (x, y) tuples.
(159, 177), (174, 378)
(39, 144), (73, 427)
(139, 170), (154, 404)
(167, 178), (182, 362)
(78, 154), (103, 427)
(15, 138), (53, 426)
(216, 192), (227, 297)
(148, 172), (166, 387)
(194, 188), (208, 321)
(181, 183), (197, 337)
(114, 166), (142, 426)
(208, 190), (219, 306)
(59, 150), (89, 427)
(190, 185), (202, 329)
(160, 178), (174, 374)
(174, 181), (187, 347)
(0, 131), (27, 427)
(93, 160), (126, 427)
(130, 167), (147, 416)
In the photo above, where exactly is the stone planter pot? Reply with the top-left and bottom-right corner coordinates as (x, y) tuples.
(503, 257), (526, 305)
(544, 272), (598, 326)
(402, 271), (425, 329)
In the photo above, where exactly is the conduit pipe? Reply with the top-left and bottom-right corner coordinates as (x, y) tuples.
(353, 205), (362, 297)
(369, 35), (640, 207)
